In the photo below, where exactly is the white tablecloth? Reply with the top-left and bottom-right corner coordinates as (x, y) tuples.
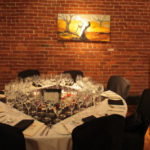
(0, 90), (127, 150)
(0, 102), (72, 150)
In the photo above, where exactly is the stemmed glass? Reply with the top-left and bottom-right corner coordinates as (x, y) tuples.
(59, 100), (67, 119)
(83, 94), (92, 108)
(91, 83), (103, 106)
(54, 102), (61, 116)
(76, 91), (84, 112)
(62, 73), (74, 86)
(52, 102), (62, 123)
(24, 100), (32, 115)
(69, 100), (76, 116)
(14, 93), (26, 112)
(5, 80), (18, 108)
(77, 100), (83, 112)
(76, 75), (83, 83)
(54, 74), (62, 88)
(5, 80), (17, 106)
(33, 95), (42, 115)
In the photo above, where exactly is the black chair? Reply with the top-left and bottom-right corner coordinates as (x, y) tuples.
(18, 69), (40, 81)
(122, 88), (150, 150)
(63, 70), (83, 82)
(106, 75), (130, 99)
(72, 114), (125, 150)
(0, 123), (26, 150)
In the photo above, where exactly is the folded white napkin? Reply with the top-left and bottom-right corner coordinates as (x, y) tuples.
(0, 105), (4, 113)
(101, 90), (123, 100)
(23, 120), (44, 137)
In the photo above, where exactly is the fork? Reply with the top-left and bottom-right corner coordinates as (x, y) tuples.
(40, 126), (49, 136)
(45, 127), (50, 136)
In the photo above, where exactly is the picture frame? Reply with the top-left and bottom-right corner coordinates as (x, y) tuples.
(42, 89), (61, 103)
(57, 14), (110, 42)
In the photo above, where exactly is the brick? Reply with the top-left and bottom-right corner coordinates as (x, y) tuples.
(0, 0), (149, 94)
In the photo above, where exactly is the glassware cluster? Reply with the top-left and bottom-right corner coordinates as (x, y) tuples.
(4, 73), (104, 127)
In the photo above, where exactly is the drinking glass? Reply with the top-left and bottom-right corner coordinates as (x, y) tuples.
(24, 100), (31, 115)
(69, 101), (76, 116)
(76, 75), (83, 83)
(53, 103), (61, 117)
(76, 92), (84, 112)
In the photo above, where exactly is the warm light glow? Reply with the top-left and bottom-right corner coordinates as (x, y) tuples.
(33, 91), (37, 96)
(77, 16), (89, 37)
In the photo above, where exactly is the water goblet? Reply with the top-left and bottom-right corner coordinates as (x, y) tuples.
(76, 92), (84, 112)
(69, 100), (76, 116)
(53, 103), (61, 117)
(76, 75), (83, 83)
(24, 100), (31, 115)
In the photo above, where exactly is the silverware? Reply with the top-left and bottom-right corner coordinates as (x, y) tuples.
(45, 127), (50, 136)
(0, 115), (5, 118)
(61, 123), (70, 134)
(40, 126), (49, 136)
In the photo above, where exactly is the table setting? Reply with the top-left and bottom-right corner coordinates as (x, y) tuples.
(0, 73), (127, 150)
(4, 73), (104, 128)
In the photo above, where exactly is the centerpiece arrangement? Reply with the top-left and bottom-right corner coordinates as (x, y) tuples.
(4, 73), (104, 127)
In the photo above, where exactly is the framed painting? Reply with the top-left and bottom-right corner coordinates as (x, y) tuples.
(57, 14), (110, 42)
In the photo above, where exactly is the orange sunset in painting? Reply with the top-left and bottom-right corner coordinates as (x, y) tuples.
(57, 14), (110, 42)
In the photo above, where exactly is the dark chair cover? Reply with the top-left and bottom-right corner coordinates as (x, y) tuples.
(72, 114), (125, 150)
(0, 123), (26, 150)
(122, 88), (150, 150)
(107, 75), (130, 99)
(63, 70), (83, 82)
(18, 69), (40, 80)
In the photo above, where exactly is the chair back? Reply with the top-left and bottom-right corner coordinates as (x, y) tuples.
(63, 70), (83, 82)
(136, 88), (150, 124)
(107, 75), (130, 99)
(0, 123), (26, 150)
(18, 69), (40, 80)
(122, 89), (150, 150)
(72, 114), (125, 150)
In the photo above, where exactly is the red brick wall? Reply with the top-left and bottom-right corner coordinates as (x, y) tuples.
(0, 0), (150, 95)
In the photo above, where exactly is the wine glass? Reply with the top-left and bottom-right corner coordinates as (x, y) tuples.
(52, 103), (62, 123)
(69, 101), (76, 116)
(62, 73), (74, 86)
(83, 94), (92, 108)
(54, 74), (62, 88)
(76, 75), (83, 83)
(5, 81), (16, 105)
(59, 100), (67, 119)
(18, 93), (27, 113)
(76, 92), (84, 112)
(54, 103), (61, 117)
(24, 99), (31, 115)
